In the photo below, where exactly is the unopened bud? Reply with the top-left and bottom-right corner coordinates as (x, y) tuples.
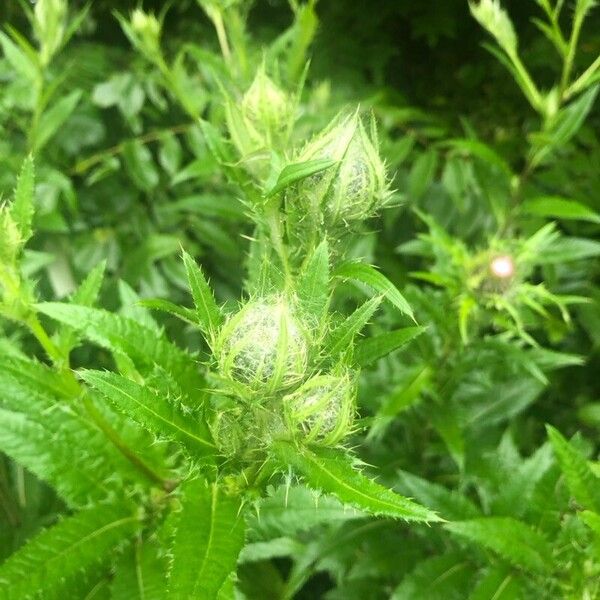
(34, 0), (68, 66)
(283, 371), (355, 446)
(215, 297), (309, 392)
(130, 9), (162, 60)
(293, 113), (389, 225)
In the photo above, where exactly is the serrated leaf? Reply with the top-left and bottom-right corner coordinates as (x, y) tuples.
(272, 442), (441, 522)
(522, 196), (600, 223)
(334, 261), (414, 319)
(139, 298), (200, 326)
(10, 155), (35, 243)
(354, 326), (424, 367)
(182, 249), (222, 337)
(168, 479), (246, 600)
(547, 425), (600, 511)
(265, 158), (337, 197)
(297, 240), (330, 321)
(35, 303), (204, 391)
(34, 90), (83, 152)
(0, 500), (137, 599)
(396, 470), (481, 520)
(444, 517), (552, 573)
(325, 296), (382, 358)
(80, 370), (215, 456)
(110, 539), (168, 600)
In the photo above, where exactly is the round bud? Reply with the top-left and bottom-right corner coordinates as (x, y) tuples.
(294, 113), (389, 225)
(283, 372), (355, 446)
(242, 68), (292, 143)
(215, 297), (309, 392)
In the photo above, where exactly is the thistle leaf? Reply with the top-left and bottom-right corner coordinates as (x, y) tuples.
(444, 517), (553, 573)
(182, 249), (222, 337)
(333, 261), (414, 320)
(80, 370), (216, 456)
(297, 240), (330, 322)
(354, 326), (425, 367)
(272, 442), (441, 522)
(325, 296), (382, 358)
(167, 479), (246, 599)
(265, 158), (337, 197)
(0, 500), (138, 599)
(10, 155), (35, 243)
(547, 425), (600, 511)
(35, 303), (204, 392)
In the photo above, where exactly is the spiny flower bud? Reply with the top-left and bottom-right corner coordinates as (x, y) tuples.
(215, 297), (309, 393)
(294, 112), (389, 226)
(283, 372), (355, 446)
(242, 67), (293, 143)
(129, 9), (162, 61)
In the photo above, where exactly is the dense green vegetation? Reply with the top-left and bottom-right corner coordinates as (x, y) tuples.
(0, 1), (599, 598)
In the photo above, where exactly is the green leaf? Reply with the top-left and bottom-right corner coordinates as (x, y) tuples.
(10, 155), (35, 243)
(35, 90), (83, 152)
(534, 236), (600, 263)
(0, 31), (37, 80)
(181, 249), (222, 337)
(325, 296), (383, 358)
(547, 425), (600, 511)
(297, 240), (330, 321)
(0, 500), (137, 599)
(168, 479), (246, 600)
(580, 510), (600, 538)
(443, 138), (513, 177)
(265, 158), (337, 197)
(110, 539), (168, 600)
(521, 196), (600, 223)
(139, 298), (200, 326)
(354, 326), (424, 367)
(122, 140), (160, 191)
(444, 517), (553, 573)
(80, 370), (215, 456)
(0, 361), (146, 506)
(396, 470), (481, 520)
(468, 566), (523, 600)
(272, 442), (441, 522)
(334, 261), (414, 319)
(408, 150), (438, 200)
(35, 303), (204, 391)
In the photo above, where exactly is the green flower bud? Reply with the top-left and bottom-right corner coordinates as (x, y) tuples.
(242, 68), (293, 143)
(33, 0), (67, 66)
(283, 371), (355, 446)
(129, 9), (162, 61)
(215, 297), (309, 392)
(294, 112), (389, 226)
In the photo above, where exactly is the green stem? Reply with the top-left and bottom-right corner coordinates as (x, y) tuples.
(561, 13), (585, 94)
(26, 314), (63, 364)
(265, 201), (292, 286)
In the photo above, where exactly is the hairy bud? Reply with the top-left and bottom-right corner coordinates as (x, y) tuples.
(283, 372), (355, 446)
(215, 297), (309, 392)
(293, 112), (389, 226)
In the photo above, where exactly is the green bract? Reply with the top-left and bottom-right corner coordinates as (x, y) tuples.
(215, 297), (309, 392)
(292, 112), (389, 226)
(283, 371), (355, 446)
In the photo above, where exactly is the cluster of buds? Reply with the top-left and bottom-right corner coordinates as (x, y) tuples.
(212, 295), (356, 453)
(289, 112), (390, 230)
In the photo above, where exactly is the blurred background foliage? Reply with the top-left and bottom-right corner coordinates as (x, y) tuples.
(1, 0), (599, 598)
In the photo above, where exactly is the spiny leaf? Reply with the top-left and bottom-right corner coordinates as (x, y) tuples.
(0, 500), (138, 599)
(444, 517), (553, 573)
(297, 240), (330, 322)
(80, 370), (215, 456)
(325, 296), (382, 358)
(35, 303), (204, 392)
(354, 326), (425, 367)
(334, 261), (414, 319)
(10, 155), (35, 243)
(521, 196), (600, 223)
(182, 249), (222, 337)
(265, 158), (337, 197)
(167, 479), (246, 600)
(546, 425), (600, 511)
(272, 442), (441, 522)
(139, 298), (200, 326)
